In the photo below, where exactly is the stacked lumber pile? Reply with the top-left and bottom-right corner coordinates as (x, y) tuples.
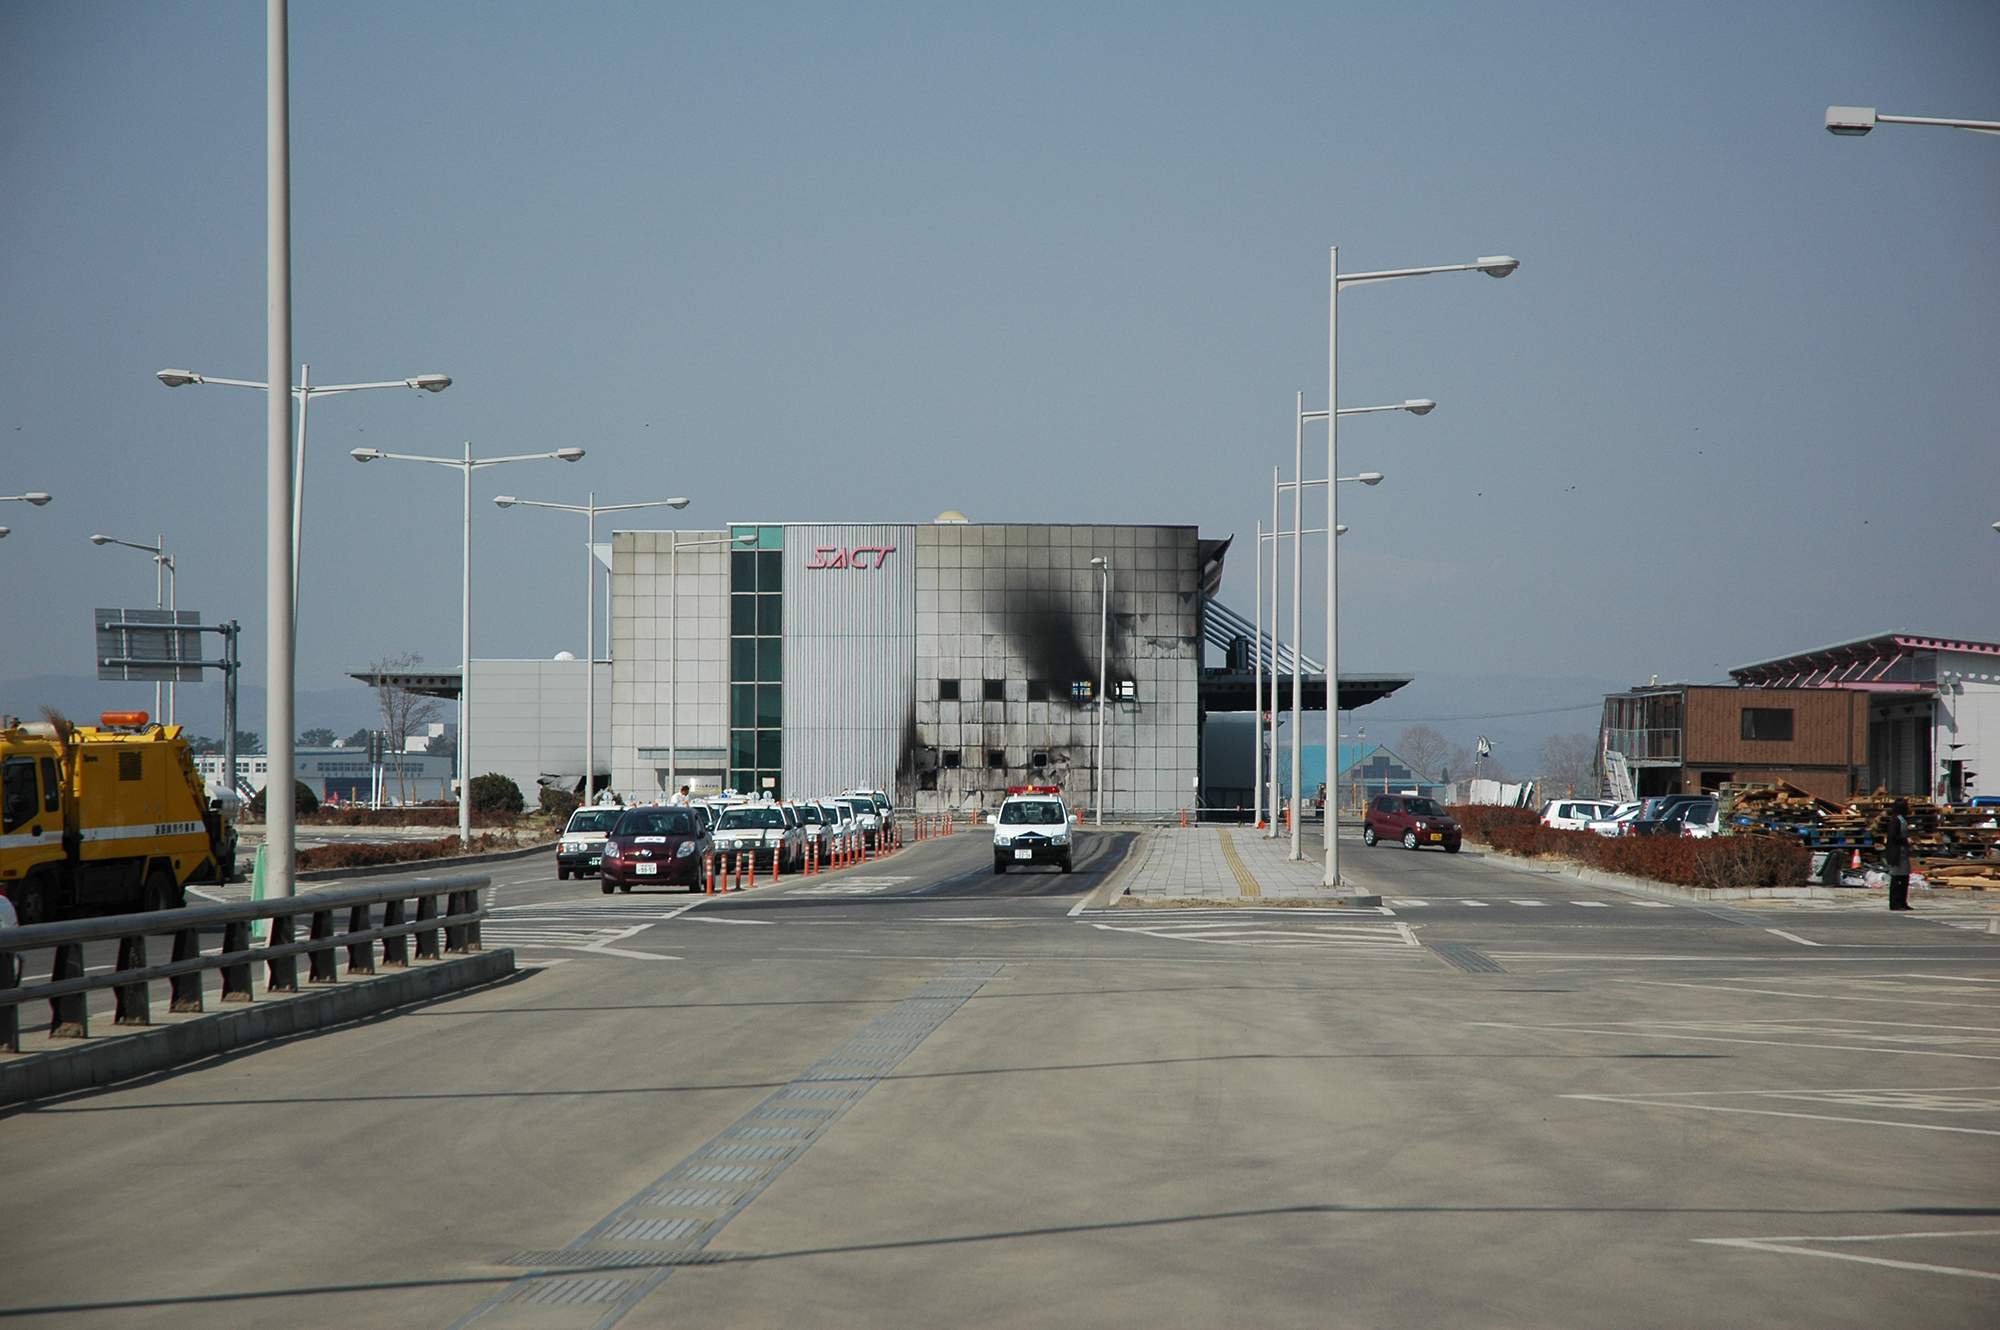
(1718, 782), (1839, 839)
(1719, 782), (2000, 862)
(1920, 858), (2000, 891)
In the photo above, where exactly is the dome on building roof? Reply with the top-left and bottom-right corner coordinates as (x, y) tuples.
(934, 510), (969, 524)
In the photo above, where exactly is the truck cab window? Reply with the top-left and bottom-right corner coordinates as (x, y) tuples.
(41, 757), (60, 812)
(3, 757), (37, 832)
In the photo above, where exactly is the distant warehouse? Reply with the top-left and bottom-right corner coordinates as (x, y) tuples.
(1600, 632), (2000, 803)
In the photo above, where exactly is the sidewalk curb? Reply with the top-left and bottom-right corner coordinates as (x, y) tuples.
(0, 950), (515, 1108)
(1080, 828), (1154, 909)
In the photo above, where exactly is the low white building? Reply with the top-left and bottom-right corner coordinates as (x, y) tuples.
(194, 748), (455, 805)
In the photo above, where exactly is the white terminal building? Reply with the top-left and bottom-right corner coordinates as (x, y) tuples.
(447, 516), (1407, 814)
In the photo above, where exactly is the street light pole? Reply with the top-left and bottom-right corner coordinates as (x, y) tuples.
(1090, 556), (1111, 826)
(266, 0), (296, 898)
(495, 492), (690, 805)
(1825, 106), (2000, 137)
(353, 443), (585, 849)
(1318, 248), (1515, 888)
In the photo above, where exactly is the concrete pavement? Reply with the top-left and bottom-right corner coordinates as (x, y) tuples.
(3, 829), (1996, 1327)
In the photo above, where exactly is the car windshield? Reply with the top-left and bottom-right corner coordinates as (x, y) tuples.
(840, 799), (870, 816)
(718, 807), (786, 829)
(797, 805), (823, 824)
(1000, 800), (1065, 825)
(868, 793), (889, 811)
(567, 809), (621, 834)
(1403, 798), (1443, 817)
(612, 809), (695, 836)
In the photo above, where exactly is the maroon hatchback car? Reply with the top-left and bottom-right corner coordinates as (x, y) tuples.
(599, 805), (711, 893)
(1362, 795), (1461, 852)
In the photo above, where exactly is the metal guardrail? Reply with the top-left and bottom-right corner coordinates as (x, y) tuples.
(0, 875), (490, 1054)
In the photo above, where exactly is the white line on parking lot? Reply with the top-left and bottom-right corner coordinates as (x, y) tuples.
(1768, 929), (1824, 947)
(1694, 1231), (2000, 1282)
(1563, 1093), (2000, 1136)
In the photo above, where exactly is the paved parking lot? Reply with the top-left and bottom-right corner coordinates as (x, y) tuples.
(2, 830), (1995, 1327)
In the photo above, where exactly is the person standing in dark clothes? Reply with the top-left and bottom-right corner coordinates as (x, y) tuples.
(1885, 798), (1913, 911)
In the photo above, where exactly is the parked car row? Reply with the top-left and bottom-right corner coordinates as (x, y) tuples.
(1549, 795), (1719, 839)
(556, 788), (896, 893)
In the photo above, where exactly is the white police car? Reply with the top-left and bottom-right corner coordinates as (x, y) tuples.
(991, 786), (1073, 874)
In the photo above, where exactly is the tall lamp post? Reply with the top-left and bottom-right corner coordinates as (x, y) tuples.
(1260, 514), (1346, 838)
(1322, 249), (1517, 888)
(495, 492), (690, 804)
(0, 491), (53, 544)
(1825, 106), (2000, 138)
(89, 533), (179, 724)
(1090, 556), (1111, 826)
(353, 443), (584, 848)
(156, 366), (450, 618)
(1273, 468), (1387, 860)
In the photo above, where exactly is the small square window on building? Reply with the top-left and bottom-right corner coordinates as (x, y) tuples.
(1071, 680), (1094, 700)
(986, 749), (1006, 770)
(942, 750), (962, 769)
(1741, 708), (1794, 742)
(983, 679), (1006, 702)
(1026, 680), (1049, 702)
(1113, 679), (1137, 702)
(938, 679), (960, 701)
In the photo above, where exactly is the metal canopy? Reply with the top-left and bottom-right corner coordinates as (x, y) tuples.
(348, 669), (462, 700)
(1200, 670), (1410, 713)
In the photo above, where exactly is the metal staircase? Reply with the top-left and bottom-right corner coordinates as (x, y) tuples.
(1201, 597), (1321, 674)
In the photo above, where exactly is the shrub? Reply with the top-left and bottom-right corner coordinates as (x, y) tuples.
(469, 772), (525, 815)
(295, 832), (515, 871)
(247, 780), (319, 820)
(539, 785), (581, 821)
(1455, 805), (1811, 889)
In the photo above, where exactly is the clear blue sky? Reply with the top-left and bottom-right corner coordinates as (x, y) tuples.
(3, 1), (1994, 738)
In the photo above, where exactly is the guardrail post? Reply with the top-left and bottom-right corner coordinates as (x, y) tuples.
(49, 943), (87, 1038)
(415, 894), (441, 960)
(170, 928), (204, 1012)
(381, 898), (409, 968)
(444, 891), (470, 954)
(1, 946), (19, 1053)
(468, 888), (483, 952)
(220, 921), (253, 1002)
(267, 914), (299, 992)
(114, 933), (151, 1025)
(347, 904), (376, 975)
(308, 909), (338, 984)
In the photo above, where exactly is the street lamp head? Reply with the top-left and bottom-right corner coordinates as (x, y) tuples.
(1992, 521), (2000, 535)
(155, 369), (200, 387)
(408, 374), (452, 392)
(1402, 399), (1436, 416)
(667, 497), (691, 510)
(0, 527), (10, 539)
(21, 493), (53, 506)
(89, 534), (110, 545)
(735, 531), (757, 543)
(1826, 106), (1876, 136)
(555, 448), (585, 462)
(351, 448), (383, 463)
(1474, 256), (1519, 278)
(1357, 472), (1385, 486)
(1336, 524), (1348, 535)
(494, 496), (517, 508)
(1090, 557), (1108, 568)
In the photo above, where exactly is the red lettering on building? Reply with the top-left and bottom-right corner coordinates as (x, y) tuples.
(806, 546), (897, 570)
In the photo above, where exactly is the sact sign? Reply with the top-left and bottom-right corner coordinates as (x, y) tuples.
(807, 546), (896, 570)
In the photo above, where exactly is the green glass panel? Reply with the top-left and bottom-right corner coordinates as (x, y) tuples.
(756, 550), (782, 591)
(757, 593), (782, 635)
(759, 525), (783, 550)
(730, 769), (754, 795)
(731, 549), (756, 592)
(757, 638), (782, 681)
(731, 731), (758, 768)
(756, 683), (783, 728)
(757, 732), (782, 769)
(731, 638), (757, 682)
(731, 684), (757, 729)
(731, 594), (758, 636)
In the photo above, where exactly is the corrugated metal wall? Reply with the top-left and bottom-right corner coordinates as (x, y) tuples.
(784, 524), (918, 798)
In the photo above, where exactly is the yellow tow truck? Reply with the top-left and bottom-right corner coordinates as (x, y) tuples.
(0, 711), (236, 924)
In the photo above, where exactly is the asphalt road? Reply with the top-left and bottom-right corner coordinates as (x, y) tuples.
(2, 831), (1997, 1328)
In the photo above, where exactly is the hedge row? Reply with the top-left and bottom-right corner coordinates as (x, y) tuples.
(294, 832), (519, 871)
(1444, 806), (1810, 889)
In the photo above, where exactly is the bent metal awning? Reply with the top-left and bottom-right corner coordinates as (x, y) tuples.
(1199, 670), (1411, 713)
(347, 669), (461, 699)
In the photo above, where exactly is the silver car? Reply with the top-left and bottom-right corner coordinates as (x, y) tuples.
(710, 803), (803, 871)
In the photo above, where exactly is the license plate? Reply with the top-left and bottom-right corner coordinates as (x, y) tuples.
(635, 862), (658, 875)
(1014, 848), (1033, 859)
(1429, 833), (1443, 842)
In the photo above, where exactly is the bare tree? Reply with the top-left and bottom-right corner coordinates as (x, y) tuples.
(1537, 731), (1600, 797)
(371, 652), (442, 807)
(1397, 725), (1451, 782)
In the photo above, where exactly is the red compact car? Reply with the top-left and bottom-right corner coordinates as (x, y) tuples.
(598, 805), (711, 893)
(1362, 795), (1461, 852)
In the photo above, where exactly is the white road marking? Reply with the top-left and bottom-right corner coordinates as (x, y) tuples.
(1695, 1230), (2000, 1282)
(1475, 1017), (2000, 1061)
(1630, 901), (1674, 908)
(1388, 899), (1431, 907)
(1509, 900), (1549, 907)
(1463, 901), (1490, 907)
(1768, 929), (1825, 947)
(1564, 1091), (2000, 1137)
(1090, 919), (1419, 950)
(688, 917), (774, 925)
(785, 876), (913, 896)
(1571, 901), (1610, 908)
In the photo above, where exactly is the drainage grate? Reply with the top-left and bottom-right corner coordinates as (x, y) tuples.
(754, 1107), (833, 1120)
(497, 1250), (747, 1270)
(703, 1143), (788, 1160)
(504, 1277), (632, 1305)
(1430, 943), (1507, 973)
(733, 1126), (805, 1140)
(603, 1218), (702, 1241)
(647, 1189), (737, 1207)
(782, 1085), (861, 1100)
(681, 1165), (764, 1182)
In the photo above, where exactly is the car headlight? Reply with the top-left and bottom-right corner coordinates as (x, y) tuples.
(676, 841), (696, 858)
(993, 832), (1012, 845)
(1415, 821), (1429, 830)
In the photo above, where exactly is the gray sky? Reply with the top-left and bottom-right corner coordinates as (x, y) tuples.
(3, 2), (1995, 744)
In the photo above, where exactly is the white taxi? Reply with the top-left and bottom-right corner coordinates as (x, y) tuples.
(991, 786), (1074, 874)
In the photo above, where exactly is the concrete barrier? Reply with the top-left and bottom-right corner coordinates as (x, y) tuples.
(0, 949), (515, 1107)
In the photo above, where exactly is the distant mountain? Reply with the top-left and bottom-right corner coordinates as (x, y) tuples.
(1344, 671), (1628, 772)
(0, 673), (385, 743)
